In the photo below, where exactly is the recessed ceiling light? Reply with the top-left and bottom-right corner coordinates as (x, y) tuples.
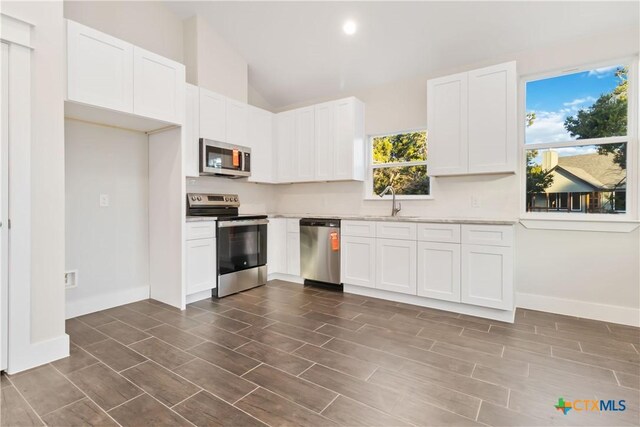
(343, 20), (357, 35)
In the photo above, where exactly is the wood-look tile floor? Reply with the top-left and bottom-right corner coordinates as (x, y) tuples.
(3, 280), (639, 426)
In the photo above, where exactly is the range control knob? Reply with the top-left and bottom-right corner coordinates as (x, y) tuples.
(234, 197), (239, 202)
(197, 196), (202, 201)
(191, 196), (196, 201)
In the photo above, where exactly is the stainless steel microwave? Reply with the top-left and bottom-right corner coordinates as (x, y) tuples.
(200, 139), (251, 178)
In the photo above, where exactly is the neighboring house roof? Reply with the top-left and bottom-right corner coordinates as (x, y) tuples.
(555, 152), (626, 191)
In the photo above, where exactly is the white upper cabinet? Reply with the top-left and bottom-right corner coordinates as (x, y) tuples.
(66, 20), (184, 127)
(295, 107), (315, 182)
(275, 111), (296, 183)
(247, 105), (275, 183)
(184, 84), (200, 177)
(427, 72), (468, 176)
(199, 88), (226, 142)
(67, 20), (134, 113)
(314, 102), (335, 181)
(427, 61), (516, 176)
(133, 47), (185, 124)
(226, 99), (249, 146)
(467, 62), (516, 174)
(334, 98), (365, 181)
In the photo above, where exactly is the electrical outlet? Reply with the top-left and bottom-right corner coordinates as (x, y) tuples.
(65, 270), (78, 289)
(99, 194), (109, 207)
(471, 196), (481, 208)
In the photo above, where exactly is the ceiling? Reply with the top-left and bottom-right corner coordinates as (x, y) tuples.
(165, 1), (639, 109)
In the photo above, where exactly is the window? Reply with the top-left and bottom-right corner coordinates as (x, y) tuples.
(524, 62), (634, 216)
(368, 130), (430, 198)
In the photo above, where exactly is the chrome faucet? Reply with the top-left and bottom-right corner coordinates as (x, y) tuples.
(379, 186), (401, 216)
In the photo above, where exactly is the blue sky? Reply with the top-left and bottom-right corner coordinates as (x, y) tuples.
(525, 65), (623, 146)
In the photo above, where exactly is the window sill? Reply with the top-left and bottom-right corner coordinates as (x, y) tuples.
(364, 195), (434, 201)
(519, 217), (640, 233)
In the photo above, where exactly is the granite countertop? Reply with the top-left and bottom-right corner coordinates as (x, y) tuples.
(268, 214), (517, 225)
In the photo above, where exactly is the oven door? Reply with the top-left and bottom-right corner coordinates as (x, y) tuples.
(200, 139), (251, 177)
(217, 219), (268, 275)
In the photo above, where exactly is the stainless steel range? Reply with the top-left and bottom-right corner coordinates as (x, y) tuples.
(187, 193), (268, 298)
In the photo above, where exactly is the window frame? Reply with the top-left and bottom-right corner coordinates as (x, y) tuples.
(364, 128), (434, 201)
(519, 57), (639, 222)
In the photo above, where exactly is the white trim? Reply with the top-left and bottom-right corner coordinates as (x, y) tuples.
(520, 57), (639, 222)
(65, 285), (150, 319)
(267, 273), (304, 284)
(7, 334), (69, 374)
(516, 292), (640, 327)
(0, 14), (33, 49)
(185, 289), (213, 305)
(344, 284), (516, 323)
(519, 219), (639, 233)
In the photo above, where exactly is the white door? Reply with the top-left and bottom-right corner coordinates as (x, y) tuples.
(286, 231), (301, 276)
(248, 106), (274, 183)
(333, 98), (357, 180)
(133, 47), (184, 124)
(66, 20), (134, 113)
(275, 111), (296, 183)
(340, 236), (376, 288)
(226, 99), (248, 146)
(467, 61), (516, 174)
(1, 42), (8, 371)
(427, 72), (468, 176)
(461, 244), (513, 310)
(200, 89), (226, 142)
(267, 218), (287, 275)
(295, 107), (315, 182)
(417, 241), (461, 302)
(186, 238), (216, 294)
(314, 102), (334, 181)
(376, 238), (417, 295)
(184, 84), (200, 177)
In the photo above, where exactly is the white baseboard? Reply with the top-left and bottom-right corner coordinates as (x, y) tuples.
(345, 285), (516, 323)
(65, 285), (150, 319)
(7, 334), (70, 374)
(186, 289), (214, 305)
(516, 292), (640, 327)
(268, 273), (304, 284)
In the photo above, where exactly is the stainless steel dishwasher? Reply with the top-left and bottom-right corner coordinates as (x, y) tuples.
(300, 218), (341, 288)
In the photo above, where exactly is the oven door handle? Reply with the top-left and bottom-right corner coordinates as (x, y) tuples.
(218, 219), (269, 228)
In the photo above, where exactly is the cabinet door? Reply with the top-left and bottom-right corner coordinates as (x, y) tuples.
(314, 102), (335, 181)
(334, 98), (365, 181)
(275, 111), (296, 183)
(200, 89), (226, 142)
(133, 47), (184, 124)
(376, 239), (417, 295)
(286, 231), (300, 276)
(341, 236), (376, 288)
(67, 20), (133, 112)
(184, 84), (200, 177)
(427, 72), (468, 176)
(295, 107), (315, 182)
(461, 244), (513, 310)
(417, 242), (461, 302)
(267, 218), (287, 275)
(468, 61), (516, 174)
(186, 238), (216, 294)
(247, 106), (274, 183)
(226, 99), (248, 146)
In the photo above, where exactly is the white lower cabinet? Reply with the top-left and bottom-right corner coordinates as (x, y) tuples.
(376, 238), (417, 295)
(186, 238), (216, 295)
(341, 236), (376, 288)
(267, 218), (301, 277)
(286, 231), (301, 276)
(461, 244), (513, 310)
(417, 241), (461, 302)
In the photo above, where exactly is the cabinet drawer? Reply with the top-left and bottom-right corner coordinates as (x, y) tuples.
(186, 221), (216, 240)
(417, 223), (461, 243)
(376, 222), (417, 241)
(342, 221), (376, 238)
(286, 218), (300, 233)
(462, 224), (513, 247)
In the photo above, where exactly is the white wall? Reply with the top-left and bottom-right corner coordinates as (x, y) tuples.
(65, 120), (149, 317)
(63, 0), (184, 63)
(273, 27), (640, 324)
(2, 1), (67, 345)
(183, 15), (249, 102)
